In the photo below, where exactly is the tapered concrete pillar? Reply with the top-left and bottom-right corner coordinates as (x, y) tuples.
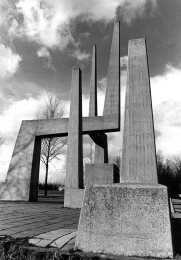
(64, 68), (84, 208)
(121, 39), (157, 183)
(103, 21), (120, 119)
(76, 38), (173, 258)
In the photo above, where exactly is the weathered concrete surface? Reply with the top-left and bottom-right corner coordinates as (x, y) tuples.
(64, 68), (83, 208)
(84, 164), (119, 186)
(64, 188), (84, 208)
(0, 123), (41, 201)
(121, 39), (157, 183)
(103, 21), (120, 117)
(75, 184), (173, 258)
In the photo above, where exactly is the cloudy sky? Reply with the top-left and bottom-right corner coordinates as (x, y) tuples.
(0, 0), (181, 183)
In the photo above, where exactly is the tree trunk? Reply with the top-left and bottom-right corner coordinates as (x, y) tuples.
(44, 159), (49, 196)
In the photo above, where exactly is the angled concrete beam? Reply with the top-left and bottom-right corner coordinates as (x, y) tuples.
(121, 39), (158, 183)
(19, 114), (119, 138)
(103, 21), (120, 119)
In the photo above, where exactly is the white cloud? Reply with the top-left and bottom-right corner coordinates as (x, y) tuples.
(117, 0), (157, 24)
(0, 43), (22, 78)
(0, 92), (48, 181)
(70, 49), (91, 62)
(151, 64), (181, 107)
(150, 65), (181, 157)
(5, 0), (156, 52)
(37, 47), (56, 71)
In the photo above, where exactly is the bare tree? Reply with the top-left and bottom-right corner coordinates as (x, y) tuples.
(171, 154), (181, 191)
(37, 93), (67, 195)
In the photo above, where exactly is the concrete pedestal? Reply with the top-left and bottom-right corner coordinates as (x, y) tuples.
(75, 183), (173, 258)
(64, 188), (84, 208)
(85, 164), (119, 186)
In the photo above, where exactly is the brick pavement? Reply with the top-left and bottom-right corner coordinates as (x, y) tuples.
(0, 197), (80, 250)
(1, 193), (181, 255)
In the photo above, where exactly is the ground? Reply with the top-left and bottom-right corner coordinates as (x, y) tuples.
(0, 190), (181, 259)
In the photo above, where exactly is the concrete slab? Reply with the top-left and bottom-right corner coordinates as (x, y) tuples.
(75, 184), (173, 258)
(64, 188), (84, 208)
(51, 231), (77, 248)
(29, 238), (41, 245)
(36, 228), (76, 240)
(35, 239), (53, 247)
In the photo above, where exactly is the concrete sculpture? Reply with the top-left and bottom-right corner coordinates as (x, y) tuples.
(75, 39), (173, 257)
(0, 20), (173, 258)
(0, 22), (120, 205)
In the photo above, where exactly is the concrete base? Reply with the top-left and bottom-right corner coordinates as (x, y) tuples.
(75, 183), (173, 258)
(64, 188), (84, 208)
(84, 164), (119, 186)
(0, 181), (29, 201)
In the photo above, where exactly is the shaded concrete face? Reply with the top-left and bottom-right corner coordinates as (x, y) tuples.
(84, 164), (119, 186)
(75, 184), (173, 258)
(121, 38), (157, 183)
(0, 122), (40, 201)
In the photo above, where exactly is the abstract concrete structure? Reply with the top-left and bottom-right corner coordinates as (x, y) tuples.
(75, 39), (173, 257)
(0, 21), (120, 203)
(84, 22), (120, 188)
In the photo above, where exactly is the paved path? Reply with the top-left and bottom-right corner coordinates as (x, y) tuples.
(0, 192), (80, 251)
(1, 192), (181, 255)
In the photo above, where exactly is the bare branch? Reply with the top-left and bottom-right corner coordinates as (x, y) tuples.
(36, 93), (67, 193)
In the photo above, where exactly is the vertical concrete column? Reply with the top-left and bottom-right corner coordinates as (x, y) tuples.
(65, 68), (83, 189)
(89, 45), (108, 163)
(121, 39), (158, 183)
(89, 45), (97, 117)
(29, 136), (41, 202)
(103, 21), (120, 119)
(64, 68), (84, 208)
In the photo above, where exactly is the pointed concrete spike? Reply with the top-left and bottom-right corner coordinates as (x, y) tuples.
(121, 38), (158, 183)
(65, 68), (83, 189)
(89, 45), (97, 117)
(103, 21), (120, 116)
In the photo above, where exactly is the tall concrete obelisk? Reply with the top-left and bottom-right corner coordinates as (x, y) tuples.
(64, 68), (84, 208)
(121, 39), (157, 183)
(76, 38), (173, 258)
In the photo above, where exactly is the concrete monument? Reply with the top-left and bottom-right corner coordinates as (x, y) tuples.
(75, 39), (173, 257)
(0, 22), (120, 205)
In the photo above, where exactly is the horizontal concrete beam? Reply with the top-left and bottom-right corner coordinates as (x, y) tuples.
(21, 114), (120, 138)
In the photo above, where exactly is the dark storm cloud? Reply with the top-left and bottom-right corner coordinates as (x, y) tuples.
(116, 0), (181, 76)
